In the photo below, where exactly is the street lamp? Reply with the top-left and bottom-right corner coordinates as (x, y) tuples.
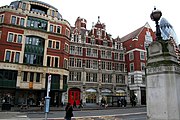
(150, 7), (162, 40)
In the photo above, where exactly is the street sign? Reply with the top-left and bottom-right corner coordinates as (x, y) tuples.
(47, 75), (51, 96)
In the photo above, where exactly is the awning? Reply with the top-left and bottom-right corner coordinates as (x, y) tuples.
(86, 88), (96, 92)
(116, 89), (125, 93)
(102, 89), (111, 93)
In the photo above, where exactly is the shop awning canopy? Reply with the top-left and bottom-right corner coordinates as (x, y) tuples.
(86, 88), (96, 92)
(102, 89), (111, 93)
(116, 89), (125, 93)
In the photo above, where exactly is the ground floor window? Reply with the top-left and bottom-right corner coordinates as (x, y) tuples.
(15, 91), (43, 106)
(0, 69), (17, 88)
(0, 90), (15, 105)
(86, 92), (96, 103)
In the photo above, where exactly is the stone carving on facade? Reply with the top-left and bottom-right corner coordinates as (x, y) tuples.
(0, 63), (18, 70)
(167, 41), (176, 56)
(147, 65), (180, 74)
(174, 66), (180, 73)
(24, 30), (48, 39)
(149, 41), (162, 57)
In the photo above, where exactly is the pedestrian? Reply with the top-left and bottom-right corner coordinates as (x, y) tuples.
(78, 99), (83, 108)
(101, 97), (107, 108)
(73, 100), (77, 108)
(56, 96), (59, 107)
(130, 96), (134, 106)
(65, 103), (73, 120)
(27, 97), (30, 108)
(117, 99), (121, 107)
(123, 98), (127, 107)
(130, 94), (137, 107)
(101, 97), (105, 107)
(39, 98), (44, 110)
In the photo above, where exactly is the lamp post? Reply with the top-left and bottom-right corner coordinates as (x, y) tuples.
(98, 59), (102, 104)
(150, 7), (162, 40)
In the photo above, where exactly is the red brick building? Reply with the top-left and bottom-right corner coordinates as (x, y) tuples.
(68, 16), (127, 105)
(0, 0), (70, 106)
(119, 23), (156, 105)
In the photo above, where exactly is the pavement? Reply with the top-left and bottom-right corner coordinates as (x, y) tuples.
(0, 104), (146, 120)
(0, 104), (138, 112)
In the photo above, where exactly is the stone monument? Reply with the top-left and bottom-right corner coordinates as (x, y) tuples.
(147, 39), (180, 120)
(147, 7), (180, 120)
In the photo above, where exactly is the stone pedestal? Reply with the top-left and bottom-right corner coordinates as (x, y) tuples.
(147, 40), (180, 120)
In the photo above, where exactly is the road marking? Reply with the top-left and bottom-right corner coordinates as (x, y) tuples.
(17, 115), (28, 118)
(0, 112), (20, 114)
(74, 112), (147, 118)
(130, 117), (147, 120)
(113, 112), (147, 117)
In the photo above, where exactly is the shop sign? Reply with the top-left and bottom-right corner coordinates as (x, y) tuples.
(29, 82), (33, 89)
(0, 63), (18, 70)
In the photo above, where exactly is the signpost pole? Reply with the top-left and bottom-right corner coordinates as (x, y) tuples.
(45, 74), (51, 120)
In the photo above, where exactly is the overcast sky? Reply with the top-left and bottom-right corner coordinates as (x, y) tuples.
(1, 0), (180, 43)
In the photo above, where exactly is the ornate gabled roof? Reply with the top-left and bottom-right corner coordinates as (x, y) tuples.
(113, 36), (121, 42)
(71, 26), (88, 37)
(94, 16), (105, 29)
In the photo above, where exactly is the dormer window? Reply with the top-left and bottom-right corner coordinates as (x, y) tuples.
(10, 1), (20, 8)
(103, 41), (108, 46)
(132, 36), (138, 41)
(27, 17), (47, 30)
(97, 30), (100, 36)
(117, 43), (121, 49)
(22, 3), (26, 10)
(52, 10), (55, 17)
(30, 4), (48, 14)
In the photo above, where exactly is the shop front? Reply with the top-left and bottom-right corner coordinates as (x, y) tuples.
(101, 89), (112, 104)
(85, 88), (97, 104)
(15, 89), (45, 106)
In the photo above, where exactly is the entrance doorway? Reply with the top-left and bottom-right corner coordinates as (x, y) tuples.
(85, 88), (97, 104)
(86, 93), (96, 103)
(68, 88), (80, 105)
(141, 88), (146, 105)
